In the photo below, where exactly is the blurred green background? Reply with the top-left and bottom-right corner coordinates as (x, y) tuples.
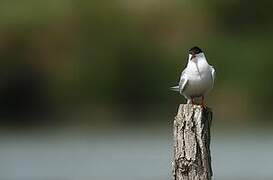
(1, 0), (273, 179)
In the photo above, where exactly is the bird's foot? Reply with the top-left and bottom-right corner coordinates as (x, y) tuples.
(201, 96), (207, 109)
(191, 98), (195, 105)
(201, 103), (207, 110)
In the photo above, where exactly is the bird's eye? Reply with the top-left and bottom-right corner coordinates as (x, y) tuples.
(189, 46), (203, 54)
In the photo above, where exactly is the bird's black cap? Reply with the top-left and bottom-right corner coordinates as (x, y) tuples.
(189, 46), (203, 55)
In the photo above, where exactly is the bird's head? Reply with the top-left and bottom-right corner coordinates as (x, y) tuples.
(189, 46), (204, 61)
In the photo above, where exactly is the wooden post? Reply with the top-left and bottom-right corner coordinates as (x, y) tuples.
(173, 104), (213, 180)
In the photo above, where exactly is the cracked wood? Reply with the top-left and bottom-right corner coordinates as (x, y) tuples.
(173, 104), (212, 180)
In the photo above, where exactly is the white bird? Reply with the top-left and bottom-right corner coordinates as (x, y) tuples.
(170, 46), (215, 107)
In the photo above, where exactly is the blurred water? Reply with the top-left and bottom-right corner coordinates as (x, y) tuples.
(0, 130), (273, 180)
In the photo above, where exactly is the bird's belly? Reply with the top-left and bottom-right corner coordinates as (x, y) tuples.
(183, 73), (213, 97)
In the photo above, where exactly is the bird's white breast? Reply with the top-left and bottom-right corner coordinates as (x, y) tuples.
(183, 59), (213, 98)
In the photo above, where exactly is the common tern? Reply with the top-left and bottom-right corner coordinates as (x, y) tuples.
(170, 46), (215, 107)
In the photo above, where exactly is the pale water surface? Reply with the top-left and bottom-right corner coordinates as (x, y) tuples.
(0, 130), (272, 180)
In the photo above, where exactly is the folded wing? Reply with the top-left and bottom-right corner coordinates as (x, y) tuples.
(170, 69), (188, 94)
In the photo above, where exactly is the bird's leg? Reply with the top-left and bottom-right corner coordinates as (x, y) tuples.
(191, 97), (195, 105)
(187, 98), (194, 104)
(201, 96), (206, 109)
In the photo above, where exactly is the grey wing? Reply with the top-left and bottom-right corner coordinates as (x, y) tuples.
(210, 66), (216, 84)
(178, 69), (188, 94)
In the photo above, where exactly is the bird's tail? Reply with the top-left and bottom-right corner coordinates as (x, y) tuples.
(170, 86), (179, 92)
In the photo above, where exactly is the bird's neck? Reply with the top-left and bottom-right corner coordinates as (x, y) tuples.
(188, 57), (208, 67)
(187, 57), (209, 74)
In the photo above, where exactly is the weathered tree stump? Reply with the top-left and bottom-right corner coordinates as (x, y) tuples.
(173, 104), (213, 180)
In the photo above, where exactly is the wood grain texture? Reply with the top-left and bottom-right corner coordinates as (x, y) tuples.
(173, 104), (212, 180)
